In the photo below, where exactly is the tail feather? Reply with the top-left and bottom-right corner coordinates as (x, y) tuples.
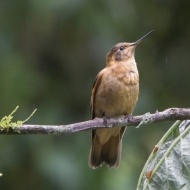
(88, 135), (104, 168)
(88, 128), (125, 169)
(106, 135), (121, 168)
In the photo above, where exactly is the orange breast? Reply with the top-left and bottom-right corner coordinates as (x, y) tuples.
(94, 63), (139, 117)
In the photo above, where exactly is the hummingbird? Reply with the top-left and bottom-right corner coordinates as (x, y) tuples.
(88, 31), (153, 169)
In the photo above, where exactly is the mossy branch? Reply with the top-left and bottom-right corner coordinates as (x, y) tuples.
(0, 108), (190, 135)
(0, 106), (37, 129)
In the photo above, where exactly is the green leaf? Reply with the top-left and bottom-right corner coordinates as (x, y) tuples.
(137, 120), (190, 190)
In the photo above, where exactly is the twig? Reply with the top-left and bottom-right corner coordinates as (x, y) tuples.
(0, 108), (190, 135)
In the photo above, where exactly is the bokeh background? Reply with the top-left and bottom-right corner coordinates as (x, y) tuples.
(1, 0), (190, 189)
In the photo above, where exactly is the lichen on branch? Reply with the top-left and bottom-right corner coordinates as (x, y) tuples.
(0, 106), (37, 130)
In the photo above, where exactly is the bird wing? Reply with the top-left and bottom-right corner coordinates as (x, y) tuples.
(90, 70), (104, 119)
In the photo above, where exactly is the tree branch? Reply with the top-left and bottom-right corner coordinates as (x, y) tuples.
(1, 108), (190, 135)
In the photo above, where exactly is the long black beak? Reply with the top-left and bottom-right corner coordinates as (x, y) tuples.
(131, 30), (154, 46)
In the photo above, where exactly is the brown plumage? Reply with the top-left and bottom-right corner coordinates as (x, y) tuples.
(88, 31), (153, 169)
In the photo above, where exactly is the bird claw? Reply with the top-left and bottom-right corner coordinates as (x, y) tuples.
(103, 115), (110, 127)
(124, 114), (133, 122)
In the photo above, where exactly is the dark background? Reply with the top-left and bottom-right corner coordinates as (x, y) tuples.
(0, 0), (190, 189)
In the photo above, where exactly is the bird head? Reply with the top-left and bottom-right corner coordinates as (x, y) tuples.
(106, 30), (153, 66)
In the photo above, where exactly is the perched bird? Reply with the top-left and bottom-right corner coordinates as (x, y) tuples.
(88, 31), (153, 169)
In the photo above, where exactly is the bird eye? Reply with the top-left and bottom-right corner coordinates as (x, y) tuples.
(119, 46), (124, 51)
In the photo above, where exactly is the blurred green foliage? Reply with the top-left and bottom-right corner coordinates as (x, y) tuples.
(0, 0), (190, 189)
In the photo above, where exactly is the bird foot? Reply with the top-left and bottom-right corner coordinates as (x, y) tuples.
(103, 115), (110, 127)
(124, 114), (133, 122)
